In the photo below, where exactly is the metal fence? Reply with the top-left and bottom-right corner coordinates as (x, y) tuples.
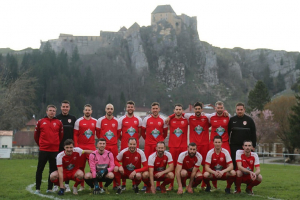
(258, 152), (300, 166)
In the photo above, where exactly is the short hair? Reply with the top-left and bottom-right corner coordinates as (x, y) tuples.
(156, 141), (165, 147)
(188, 142), (197, 147)
(106, 103), (114, 109)
(127, 100), (135, 106)
(151, 102), (160, 107)
(243, 140), (253, 145)
(236, 102), (245, 108)
(174, 103), (183, 108)
(61, 100), (70, 105)
(64, 139), (74, 146)
(98, 138), (106, 143)
(46, 105), (56, 111)
(213, 135), (222, 141)
(128, 137), (137, 143)
(84, 104), (92, 109)
(215, 101), (224, 107)
(194, 102), (203, 109)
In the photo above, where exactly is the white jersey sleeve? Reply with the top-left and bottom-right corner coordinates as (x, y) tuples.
(177, 151), (187, 164)
(205, 149), (214, 164)
(136, 116), (142, 127)
(235, 150), (244, 162)
(195, 152), (203, 167)
(74, 117), (83, 130)
(137, 148), (147, 162)
(73, 147), (83, 156)
(142, 116), (149, 129)
(159, 116), (168, 128)
(96, 116), (105, 129)
(165, 151), (173, 163)
(183, 113), (193, 121)
(252, 152), (260, 166)
(56, 151), (65, 166)
(116, 148), (127, 162)
(148, 152), (156, 167)
(222, 149), (232, 163)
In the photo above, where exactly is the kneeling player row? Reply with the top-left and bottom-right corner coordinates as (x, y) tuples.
(50, 136), (262, 196)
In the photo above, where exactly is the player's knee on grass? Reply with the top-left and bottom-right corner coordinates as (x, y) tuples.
(257, 174), (262, 182)
(75, 169), (84, 179)
(135, 173), (142, 180)
(50, 171), (58, 180)
(229, 170), (236, 176)
(180, 169), (188, 177)
(142, 171), (149, 179)
(166, 172), (174, 179)
(106, 172), (114, 179)
(114, 166), (119, 172)
(84, 172), (93, 179)
(236, 170), (243, 177)
(203, 172), (210, 178)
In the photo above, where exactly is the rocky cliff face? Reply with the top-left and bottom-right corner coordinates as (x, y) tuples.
(40, 18), (300, 107)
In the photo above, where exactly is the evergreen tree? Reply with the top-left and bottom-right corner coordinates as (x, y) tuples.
(288, 93), (300, 149)
(247, 80), (270, 112)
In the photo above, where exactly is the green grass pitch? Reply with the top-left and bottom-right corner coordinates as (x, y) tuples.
(0, 159), (299, 200)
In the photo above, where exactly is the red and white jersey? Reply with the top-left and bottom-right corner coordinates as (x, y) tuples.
(177, 150), (202, 172)
(142, 115), (168, 145)
(96, 116), (119, 146)
(236, 150), (260, 172)
(116, 148), (147, 174)
(169, 117), (188, 148)
(118, 115), (142, 149)
(184, 113), (210, 145)
(56, 147), (83, 172)
(205, 148), (232, 171)
(208, 114), (230, 143)
(148, 151), (173, 172)
(74, 117), (97, 150)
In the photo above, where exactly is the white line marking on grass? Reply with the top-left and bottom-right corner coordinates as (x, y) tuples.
(254, 194), (284, 200)
(26, 182), (75, 200)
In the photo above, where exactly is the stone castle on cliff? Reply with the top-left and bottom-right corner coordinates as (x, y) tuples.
(40, 5), (197, 56)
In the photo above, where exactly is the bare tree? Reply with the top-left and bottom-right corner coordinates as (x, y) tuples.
(265, 96), (297, 161)
(0, 70), (37, 130)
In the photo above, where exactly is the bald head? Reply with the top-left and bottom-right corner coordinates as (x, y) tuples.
(105, 104), (114, 116)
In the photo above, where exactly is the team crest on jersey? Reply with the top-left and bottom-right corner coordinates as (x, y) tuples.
(174, 128), (183, 137)
(73, 156), (77, 160)
(214, 164), (223, 171)
(92, 123), (95, 126)
(134, 120), (138, 124)
(181, 121), (184, 125)
(112, 123), (116, 127)
(84, 129), (93, 139)
(158, 122), (161, 126)
(243, 121), (247, 125)
(67, 164), (75, 171)
(151, 128), (160, 138)
(215, 126), (225, 136)
(127, 127), (136, 136)
(194, 125), (203, 135)
(105, 130), (115, 140)
(163, 160), (166, 163)
(126, 163), (135, 171)
(135, 157), (138, 161)
(68, 119), (72, 123)
(250, 160), (253, 164)
(223, 119), (227, 123)
(53, 122), (56, 127)
(220, 157), (224, 162)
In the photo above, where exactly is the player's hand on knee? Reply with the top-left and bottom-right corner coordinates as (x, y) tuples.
(57, 188), (65, 195)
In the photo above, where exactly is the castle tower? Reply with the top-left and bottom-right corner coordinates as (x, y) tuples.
(151, 5), (182, 34)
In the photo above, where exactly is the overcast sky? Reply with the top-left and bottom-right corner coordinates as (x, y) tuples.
(1, 0), (299, 52)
